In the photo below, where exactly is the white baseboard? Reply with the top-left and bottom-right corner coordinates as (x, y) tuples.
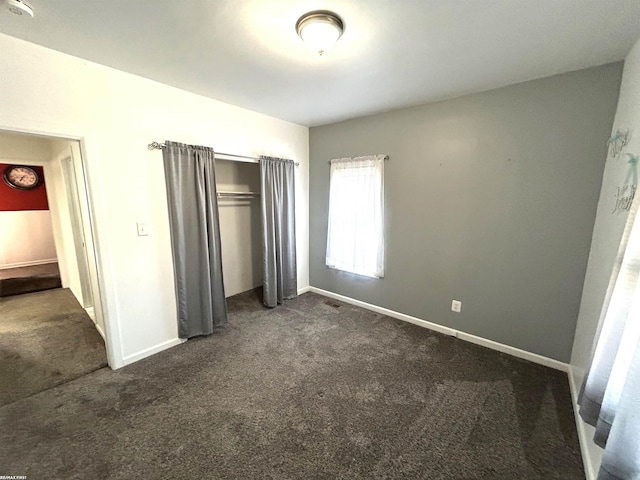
(456, 331), (568, 372)
(0, 258), (58, 270)
(120, 287), (310, 368)
(94, 321), (105, 340)
(298, 286), (310, 295)
(307, 286), (569, 372)
(568, 366), (601, 480)
(309, 287), (457, 337)
(122, 337), (186, 366)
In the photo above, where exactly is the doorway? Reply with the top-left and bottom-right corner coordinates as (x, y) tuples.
(0, 130), (108, 404)
(0, 160), (61, 296)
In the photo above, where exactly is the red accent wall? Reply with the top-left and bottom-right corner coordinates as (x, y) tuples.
(0, 164), (49, 211)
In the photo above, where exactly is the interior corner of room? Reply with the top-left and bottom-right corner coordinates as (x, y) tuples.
(1, 3), (640, 478)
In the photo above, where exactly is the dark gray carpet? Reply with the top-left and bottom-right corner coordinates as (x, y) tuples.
(0, 290), (583, 479)
(0, 263), (62, 297)
(0, 288), (107, 406)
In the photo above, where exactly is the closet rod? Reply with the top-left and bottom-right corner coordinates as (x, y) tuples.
(148, 141), (299, 166)
(217, 191), (260, 197)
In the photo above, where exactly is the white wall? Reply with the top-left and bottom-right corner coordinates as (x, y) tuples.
(0, 132), (57, 269)
(0, 130), (51, 159)
(570, 36), (640, 479)
(0, 211), (56, 268)
(0, 131), (84, 299)
(0, 33), (310, 368)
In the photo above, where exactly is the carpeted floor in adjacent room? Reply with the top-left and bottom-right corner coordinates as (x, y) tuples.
(0, 290), (584, 479)
(0, 288), (107, 406)
(0, 263), (63, 297)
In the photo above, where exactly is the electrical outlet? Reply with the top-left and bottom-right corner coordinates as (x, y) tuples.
(451, 300), (462, 313)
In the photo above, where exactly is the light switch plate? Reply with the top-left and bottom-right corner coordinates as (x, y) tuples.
(136, 222), (149, 236)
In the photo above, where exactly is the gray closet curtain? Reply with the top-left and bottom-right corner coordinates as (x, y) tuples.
(260, 156), (297, 308)
(163, 141), (228, 337)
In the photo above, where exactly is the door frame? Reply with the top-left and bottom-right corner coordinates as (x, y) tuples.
(0, 116), (123, 368)
(60, 154), (94, 309)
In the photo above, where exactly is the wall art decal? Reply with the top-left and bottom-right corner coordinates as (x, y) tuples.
(612, 184), (636, 214)
(607, 129), (631, 159)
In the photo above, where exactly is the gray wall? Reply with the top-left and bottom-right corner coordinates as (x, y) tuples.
(309, 63), (623, 362)
(572, 40), (640, 380)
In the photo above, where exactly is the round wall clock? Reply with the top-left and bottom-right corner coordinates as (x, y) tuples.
(3, 165), (40, 190)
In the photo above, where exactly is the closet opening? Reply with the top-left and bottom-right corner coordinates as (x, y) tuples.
(216, 159), (263, 298)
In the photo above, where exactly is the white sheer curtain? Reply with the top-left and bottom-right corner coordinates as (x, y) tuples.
(325, 155), (384, 278)
(579, 193), (640, 479)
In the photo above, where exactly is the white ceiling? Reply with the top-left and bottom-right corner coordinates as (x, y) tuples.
(1, 0), (640, 127)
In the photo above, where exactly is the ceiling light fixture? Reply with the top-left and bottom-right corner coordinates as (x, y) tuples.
(5, 0), (33, 17)
(296, 10), (344, 56)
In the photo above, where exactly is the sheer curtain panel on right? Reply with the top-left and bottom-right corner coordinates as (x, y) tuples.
(578, 189), (640, 479)
(325, 155), (385, 278)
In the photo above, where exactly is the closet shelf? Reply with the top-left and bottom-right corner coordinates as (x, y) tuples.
(217, 191), (260, 198)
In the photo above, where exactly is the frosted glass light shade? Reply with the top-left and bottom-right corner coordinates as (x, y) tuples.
(296, 11), (344, 56)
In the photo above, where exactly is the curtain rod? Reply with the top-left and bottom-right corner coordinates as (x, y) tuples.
(327, 155), (390, 164)
(148, 141), (299, 166)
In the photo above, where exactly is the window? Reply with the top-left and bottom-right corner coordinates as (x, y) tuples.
(325, 155), (385, 278)
(579, 200), (640, 477)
